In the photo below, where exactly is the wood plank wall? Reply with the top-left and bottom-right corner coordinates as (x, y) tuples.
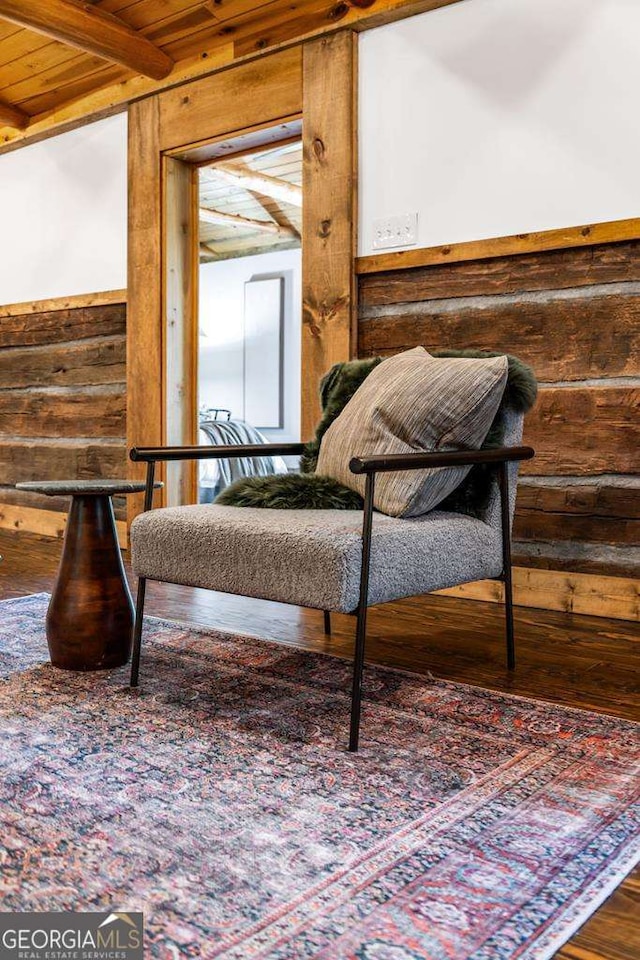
(0, 293), (128, 533)
(358, 239), (640, 583)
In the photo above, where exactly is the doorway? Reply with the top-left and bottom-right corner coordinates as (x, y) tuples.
(197, 137), (302, 503)
(127, 36), (357, 520)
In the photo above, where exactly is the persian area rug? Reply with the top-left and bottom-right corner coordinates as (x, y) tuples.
(1, 594), (639, 960)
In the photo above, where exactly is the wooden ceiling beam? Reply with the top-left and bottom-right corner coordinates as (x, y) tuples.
(0, 96), (28, 129)
(199, 238), (300, 262)
(209, 163), (303, 208)
(0, 0), (174, 80)
(199, 206), (299, 239)
(0, 1), (468, 151)
(248, 191), (300, 235)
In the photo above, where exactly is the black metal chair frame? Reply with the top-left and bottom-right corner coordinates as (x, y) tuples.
(128, 441), (534, 752)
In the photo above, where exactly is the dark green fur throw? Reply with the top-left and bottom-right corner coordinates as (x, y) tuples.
(216, 349), (537, 516)
(216, 472), (363, 510)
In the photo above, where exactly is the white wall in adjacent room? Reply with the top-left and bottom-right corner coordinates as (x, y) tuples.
(358, 0), (640, 255)
(199, 247), (302, 443)
(0, 113), (127, 305)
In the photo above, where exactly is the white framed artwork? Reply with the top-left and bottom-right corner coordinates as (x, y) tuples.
(243, 276), (284, 429)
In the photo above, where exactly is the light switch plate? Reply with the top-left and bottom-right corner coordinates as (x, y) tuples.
(372, 212), (418, 250)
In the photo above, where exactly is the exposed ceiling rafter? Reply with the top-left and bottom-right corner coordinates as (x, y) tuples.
(0, 0), (174, 80)
(199, 206), (299, 239)
(208, 163), (302, 208)
(199, 238), (300, 263)
(0, 96), (28, 129)
(248, 191), (299, 237)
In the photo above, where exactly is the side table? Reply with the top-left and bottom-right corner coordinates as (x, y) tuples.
(16, 480), (162, 671)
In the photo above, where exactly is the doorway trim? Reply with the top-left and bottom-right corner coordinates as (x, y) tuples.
(127, 36), (357, 520)
(301, 31), (358, 439)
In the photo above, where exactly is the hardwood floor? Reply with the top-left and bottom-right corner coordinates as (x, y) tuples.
(1, 527), (638, 959)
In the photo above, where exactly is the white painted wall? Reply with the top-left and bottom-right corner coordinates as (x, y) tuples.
(199, 248), (302, 442)
(3, 2), (636, 297)
(0, 113), (127, 305)
(358, 0), (640, 255)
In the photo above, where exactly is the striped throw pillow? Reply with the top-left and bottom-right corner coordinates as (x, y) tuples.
(316, 347), (508, 517)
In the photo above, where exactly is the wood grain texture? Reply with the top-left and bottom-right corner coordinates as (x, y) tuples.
(356, 218), (640, 274)
(45, 493), (134, 670)
(0, 47), (234, 155)
(227, 0), (358, 60)
(0, 440), (127, 485)
(0, 0), (174, 80)
(301, 30), (357, 439)
(0, 289), (126, 316)
(357, 236), (640, 588)
(199, 205), (298, 237)
(0, 500), (127, 545)
(126, 46), (302, 518)
(555, 872), (640, 960)
(0, 337), (125, 388)
(157, 45), (302, 151)
(359, 290), (640, 382)
(0, 298), (128, 537)
(514, 481), (640, 545)
(0, 303), (126, 348)
(210, 160), (302, 207)
(126, 94), (162, 512)
(164, 156), (199, 506)
(0, 388), (125, 438)
(512, 542), (639, 581)
(0, 483), (128, 521)
(0, 485), (76, 515)
(0, 0), (463, 149)
(0, 501), (67, 538)
(1, 527), (638, 957)
(359, 241), (640, 306)
(522, 386), (639, 476)
(0, 93), (28, 128)
(437, 567), (639, 622)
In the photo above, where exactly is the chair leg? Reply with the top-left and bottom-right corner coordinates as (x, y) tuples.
(349, 599), (369, 752)
(129, 577), (147, 687)
(349, 472), (375, 753)
(498, 462), (516, 671)
(503, 562), (516, 671)
(323, 610), (332, 635)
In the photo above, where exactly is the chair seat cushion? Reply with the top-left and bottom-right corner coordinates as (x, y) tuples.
(130, 505), (503, 613)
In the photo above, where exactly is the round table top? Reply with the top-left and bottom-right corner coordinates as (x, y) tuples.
(16, 480), (164, 497)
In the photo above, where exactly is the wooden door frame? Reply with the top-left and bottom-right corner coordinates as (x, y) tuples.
(301, 30), (358, 439)
(163, 155), (199, 507)
(127, 35), (357, 520)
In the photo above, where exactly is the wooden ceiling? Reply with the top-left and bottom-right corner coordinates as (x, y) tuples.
(199, 139), (302, 262)
(0, 0), (459, 149)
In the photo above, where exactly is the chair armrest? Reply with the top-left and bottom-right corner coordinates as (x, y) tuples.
(349, 445), (535, 475)
(130, 442), (306, 463)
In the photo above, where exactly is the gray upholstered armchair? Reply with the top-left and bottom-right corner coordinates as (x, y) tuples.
(128, 405), (533, 751)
